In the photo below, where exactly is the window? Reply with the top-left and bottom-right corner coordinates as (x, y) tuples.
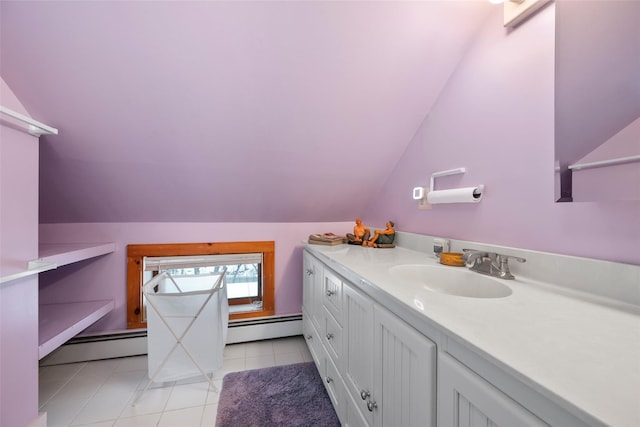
(127, 241), (275, 329)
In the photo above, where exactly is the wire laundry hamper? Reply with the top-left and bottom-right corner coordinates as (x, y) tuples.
(134, 268), (228, 404)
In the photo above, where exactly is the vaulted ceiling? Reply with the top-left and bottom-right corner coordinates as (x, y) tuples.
(1, 1), (491, 223)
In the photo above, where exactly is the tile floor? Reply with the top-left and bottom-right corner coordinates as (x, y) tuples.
(39, 336), (313, 427)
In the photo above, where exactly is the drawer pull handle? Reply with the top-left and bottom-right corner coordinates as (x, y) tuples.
(306, 334), (313, 340)
(326, 376), (333, 384)
(367, 400), (378, 412)
(326, 333), (334, 340)
(305, 268), (314, 276)
(360, 390), (370, 400)
(326, 290), (335, 296)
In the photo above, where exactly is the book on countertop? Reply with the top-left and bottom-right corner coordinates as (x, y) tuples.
(308, 233), (347, 245)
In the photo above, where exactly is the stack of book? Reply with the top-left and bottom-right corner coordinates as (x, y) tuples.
(308, 233), (347, 246)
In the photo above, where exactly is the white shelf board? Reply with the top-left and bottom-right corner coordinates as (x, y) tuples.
(39, 300), (115, 360)
(0, 262), (57, 285)
(2, 243), (115, 285)
(36, 242), (116, 267)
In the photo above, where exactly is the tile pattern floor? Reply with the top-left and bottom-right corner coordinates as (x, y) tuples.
(39, 336), (313, 427)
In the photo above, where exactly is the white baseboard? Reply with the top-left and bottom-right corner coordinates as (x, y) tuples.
(40, 314), (302, 366)
(39, 331), (148, 366)
(226, 314), (302, 344)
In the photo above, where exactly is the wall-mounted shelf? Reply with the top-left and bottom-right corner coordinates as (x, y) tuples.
(0, 105), (58, 137)
(39, 300), (115, 359)
(36, 242), (117, 360)
(36, 242), (116, 267)
(0, 243), (116, 286)
(0, 262), (57, 285)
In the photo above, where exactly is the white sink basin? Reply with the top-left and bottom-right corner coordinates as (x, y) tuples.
(388, 264), (512, 298)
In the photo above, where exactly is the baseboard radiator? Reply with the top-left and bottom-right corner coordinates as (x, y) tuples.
(40, 314), (303, 366)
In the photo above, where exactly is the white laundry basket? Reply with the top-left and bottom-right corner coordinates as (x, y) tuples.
(135, 268), (228, 404)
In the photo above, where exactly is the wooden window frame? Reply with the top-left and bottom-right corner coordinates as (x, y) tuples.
(127, 241), (275, 329)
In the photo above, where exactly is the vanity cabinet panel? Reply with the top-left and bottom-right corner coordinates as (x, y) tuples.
(302, 251), (323, 331)
(323, 351), (345, 421)
(439, 353), (548, 427)
(343, 281), (375, 426)
(373, 304), (436, 427)
(344, 392), (370, 427)
(302, 308), (322, 367)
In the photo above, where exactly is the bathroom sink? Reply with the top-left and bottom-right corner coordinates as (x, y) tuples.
(388, 264), (512, 298)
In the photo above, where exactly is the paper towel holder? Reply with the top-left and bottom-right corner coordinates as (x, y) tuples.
(430, 168), (466, 191)
(426, 167), (484, 204)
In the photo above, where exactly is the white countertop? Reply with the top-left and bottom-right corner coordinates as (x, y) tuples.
(305, 243), (640, 427)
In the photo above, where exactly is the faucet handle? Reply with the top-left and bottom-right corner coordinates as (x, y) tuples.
(461, 249), (491, 268)
(494, 254), (526, 280)
(496, 254), (526, 264)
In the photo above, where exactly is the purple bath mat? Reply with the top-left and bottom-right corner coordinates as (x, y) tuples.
(216, 362), (341, 427)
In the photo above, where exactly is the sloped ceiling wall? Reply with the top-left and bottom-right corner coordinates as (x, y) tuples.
(555, 0), (640, 168)
(1, 1), (491, 223)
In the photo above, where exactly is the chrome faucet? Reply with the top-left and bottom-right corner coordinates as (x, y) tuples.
(461, 249), (526, 280)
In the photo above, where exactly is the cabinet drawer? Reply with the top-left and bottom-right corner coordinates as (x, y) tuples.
(344, 391), (370, 427)
(323, 269), (343, 324)
(302, 308), (322, 367)
(323, 353), (345, 423)
(323, 307), (343, 366)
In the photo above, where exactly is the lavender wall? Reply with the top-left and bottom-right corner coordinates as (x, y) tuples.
(572, 117), (640, 202)
(0, 78), (41, 427)
(363, 5), (640, 266)
(39, 221), (351, 332)
(555, 0), (640, 167)
(1, 0), (492, 225)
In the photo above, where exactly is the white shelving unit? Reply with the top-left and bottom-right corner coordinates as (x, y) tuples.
(36, 242), (116, 360)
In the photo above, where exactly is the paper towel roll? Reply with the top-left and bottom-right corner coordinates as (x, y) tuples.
(426, 186), (484, 204)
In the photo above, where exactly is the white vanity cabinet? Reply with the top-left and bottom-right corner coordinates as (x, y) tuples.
(303, 250), (436, 427)
(303, 245), (628, 427)
(439, 353), (548, 427)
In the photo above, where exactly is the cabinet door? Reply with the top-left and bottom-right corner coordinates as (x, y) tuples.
(372, 305), (436, 427)
(302, 251), (323, 331)
(439, 353), (548, 427)
(343, 282), (375, 426)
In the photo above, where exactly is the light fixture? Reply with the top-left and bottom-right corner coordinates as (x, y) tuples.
(490, 0), (551, 28)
